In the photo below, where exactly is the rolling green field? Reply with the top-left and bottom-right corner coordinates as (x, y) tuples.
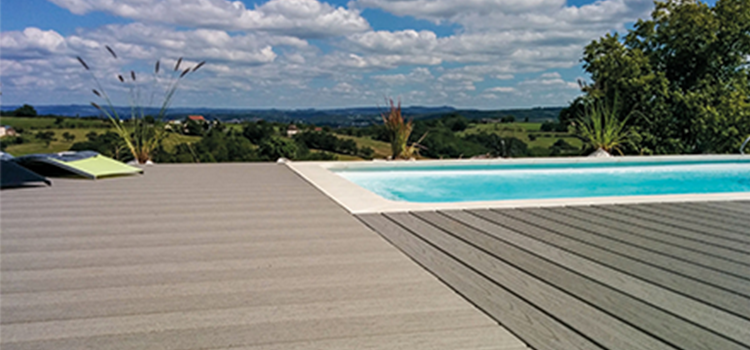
(1, 116), (584, 160)
(335, 134), (393, 159)
(0, 116), (110, 129)
(460, 122), (583, 151)
(1, 128), (100, 155)
(1, 116), (206, 156)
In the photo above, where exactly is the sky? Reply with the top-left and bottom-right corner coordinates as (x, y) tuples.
(0, 0), (718, 109)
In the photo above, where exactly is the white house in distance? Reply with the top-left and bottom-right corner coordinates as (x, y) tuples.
(0, 126), (18, 138)
(286, 124), (299, 137)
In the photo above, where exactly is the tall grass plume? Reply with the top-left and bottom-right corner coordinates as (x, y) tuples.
(77, 49), (206, 163)
(381, 98), (427, 159)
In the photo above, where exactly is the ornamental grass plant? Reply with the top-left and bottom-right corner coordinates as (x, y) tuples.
(576, 95), (640, 156)
(78, 47), (205, 163)
(381, 98), (427, 159)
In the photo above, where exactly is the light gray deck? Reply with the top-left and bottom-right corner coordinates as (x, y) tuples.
(0, 164), (524, 350)
(359, 202), (750, 350)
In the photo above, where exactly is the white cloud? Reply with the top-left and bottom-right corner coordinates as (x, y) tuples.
(486, 87), (516, 93)
(0, 28), (67, 59)
(438, 72), (484, 82)
(372, 67), (434, 85)
(2, 0), (651, 108)
(49, 0), (370, 38)
(343, 0), (653, 74)
(540, 72), (561, 78)
(345, 30), (438, 54)
(351, 0), (565, 21)
(352, 0), (651, 33)
(72, 23), (283, 65)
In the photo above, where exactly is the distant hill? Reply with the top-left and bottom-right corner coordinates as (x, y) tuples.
(1, 105), (562, 127)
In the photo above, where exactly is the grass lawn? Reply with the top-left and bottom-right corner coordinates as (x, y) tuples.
(335, 134), (392, 159)
(460, 122), (583, 151)
(462, 122), (542, 135)
(309, 149), (364, 161)
(530, 135), (584, 149)
(3, 128), (105, 156)
(0, 116), (110, 130)
(160, 133), (202, 152)
(3, 128), (203, 156)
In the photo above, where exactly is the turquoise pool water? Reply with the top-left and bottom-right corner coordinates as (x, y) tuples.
(334, 159), (750, 203)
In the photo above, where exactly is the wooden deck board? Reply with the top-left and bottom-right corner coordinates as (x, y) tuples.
(545, 206), (750, 266)
(594, 205), (750, 249)
(359, 202), (750, 350)
(641, 203), (750, 229)
(472, 209), (750, 318)
(571, 206), (750, 253)
(498, 209), (750, 298)
(1, 164), (520, 349)
(524, 207), (750, 278)
(357, 214), (596, 350)
(409, 211), (744, 350)
(441, 210), (750, 346)
(609, 205), (750, 243)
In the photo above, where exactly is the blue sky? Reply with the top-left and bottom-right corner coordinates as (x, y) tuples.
(0, 0), (714, 109)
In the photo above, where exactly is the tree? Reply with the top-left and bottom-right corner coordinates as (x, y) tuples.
(258, 138), (298, 161)
(442, 113), (469, 132)
(35, 131), (56, 146)
(62, 132), (76, 142)
(184, 119), (204, 136)
(242, 121), (274, 144)
(501, 115), (516, 123)
(70, 131), (129, 160)
(577, 0), (750, 154)
(13, 104), (37, 117)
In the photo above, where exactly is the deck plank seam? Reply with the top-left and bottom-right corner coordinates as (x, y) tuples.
(420, 211), (748, 350)
(568, 206), (750, 255)
(594, 205), (750, 249)
(494, 208), (750, 300)
(672, 203), (750, 222)
(543, 206), (750, 267)
(646, 204), (750, 228)
(621, 205), (750, 241)
(391, 212), (678, 350)
(520, 207), (750, 279)
(468, 209), (750, 320)
(358, 214), (602, 350)
(431, 210), (750, 348)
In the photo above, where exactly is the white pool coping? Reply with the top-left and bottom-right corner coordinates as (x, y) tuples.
(285, 155), (750, 214)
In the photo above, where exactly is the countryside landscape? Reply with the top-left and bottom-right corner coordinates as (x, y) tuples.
(2, 1), (750, 350)
(2, 1), (747, 164)
(0, 104), (581, 162)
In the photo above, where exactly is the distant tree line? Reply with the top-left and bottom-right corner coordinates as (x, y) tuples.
(338, 113), (560, 158)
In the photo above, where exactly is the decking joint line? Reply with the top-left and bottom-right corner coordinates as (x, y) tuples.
(391, 212), (669, 350)
(362, 213), (602, 350)
(517, 207), (750, 280)
(469, 209), (750, 319)
(542, 206), (750, 267)
(594, 205), (750, 248)
(494, 208), (750, 300)
(433, 210), (750, 348)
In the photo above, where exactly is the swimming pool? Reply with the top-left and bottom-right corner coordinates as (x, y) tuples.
(334, 159), (750, 203)
(288, 156), (750, 213)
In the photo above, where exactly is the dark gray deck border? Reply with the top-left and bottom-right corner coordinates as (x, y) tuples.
(358, 201), (750, 350)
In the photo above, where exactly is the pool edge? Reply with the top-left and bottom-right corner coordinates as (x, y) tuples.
(286, 156), (750, 214)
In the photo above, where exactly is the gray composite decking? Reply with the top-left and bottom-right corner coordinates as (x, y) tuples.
(0, 164), (525, 350)
(358, 202), (750, 350)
